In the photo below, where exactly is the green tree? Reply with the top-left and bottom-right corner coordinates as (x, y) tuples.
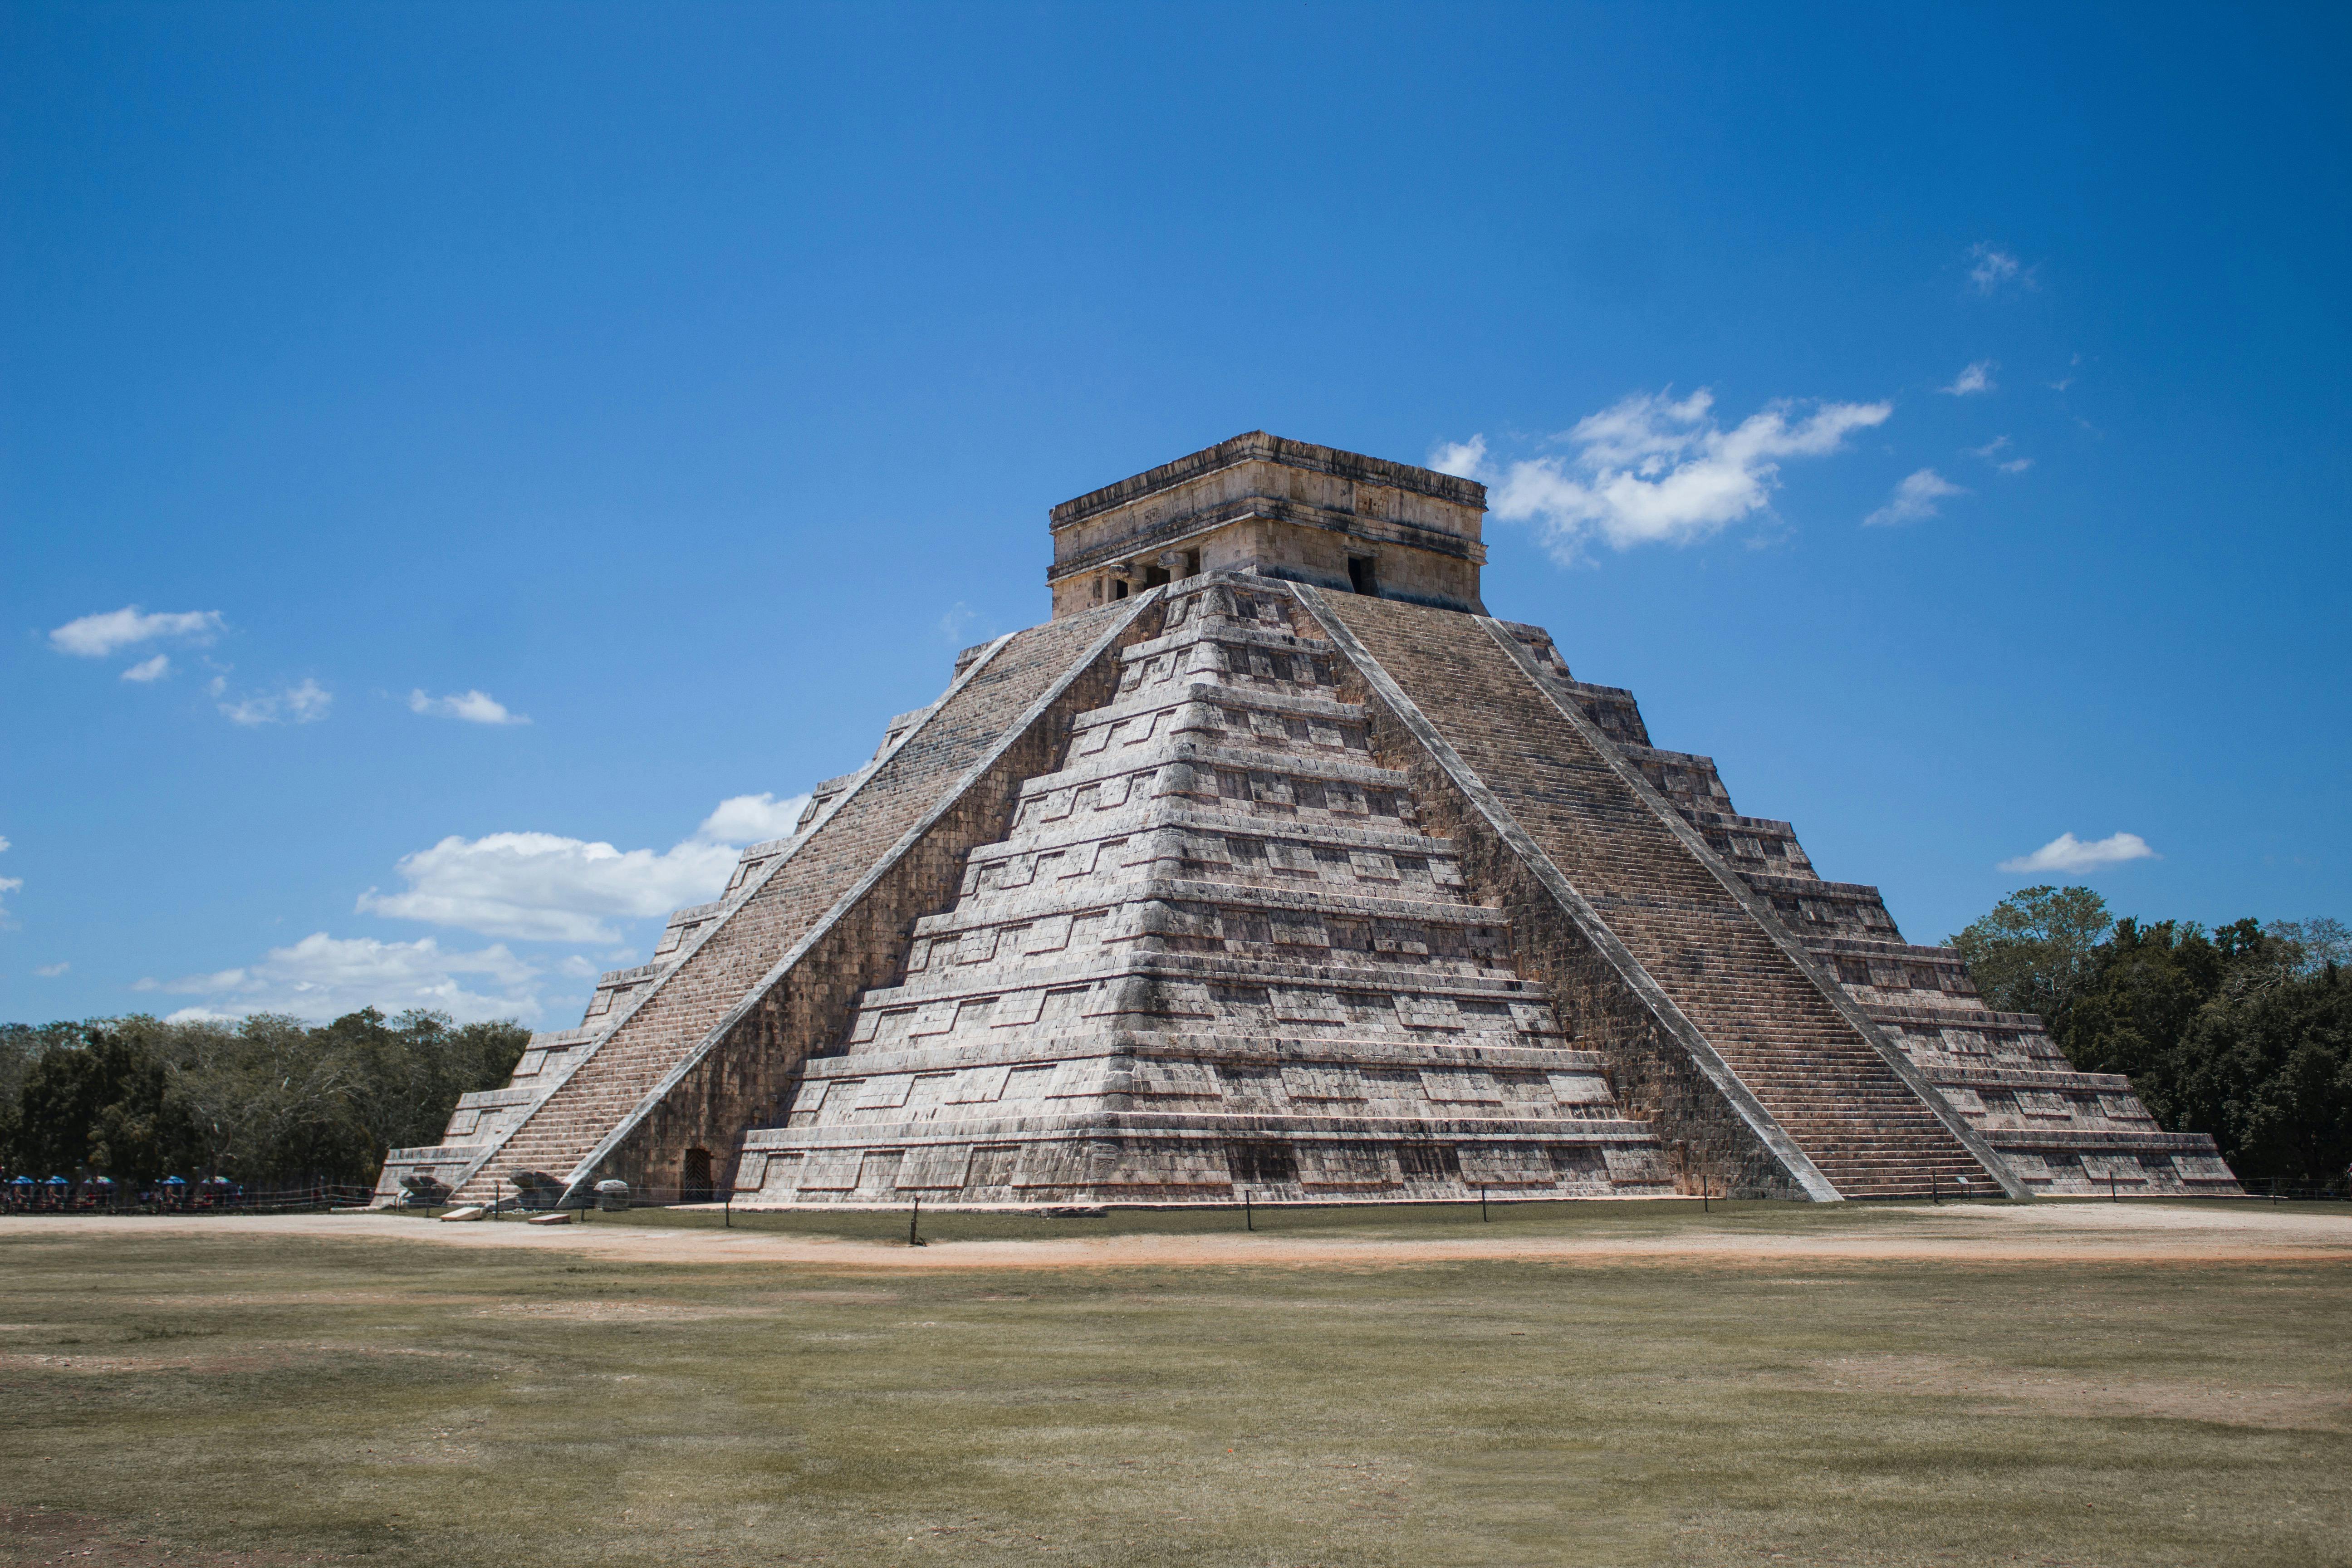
(8, 1008), (531, 1188)
(1948, 885), (2113, 1020)
(310, 1007), (529, 1172)
(1951, 895), (2351, 1186)
(13, 1025), (197, 1181)
(2167, 964), (2352, 1184)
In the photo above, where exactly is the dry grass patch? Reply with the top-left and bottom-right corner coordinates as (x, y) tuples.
(0, 1216), (2346, 1567)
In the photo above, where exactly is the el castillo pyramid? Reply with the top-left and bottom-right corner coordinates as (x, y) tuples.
(378, 433), (2242, 1208)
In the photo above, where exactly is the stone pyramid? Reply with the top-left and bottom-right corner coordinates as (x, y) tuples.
(734, 576), (1670, 1204)
(375, 432), (2240, 1208)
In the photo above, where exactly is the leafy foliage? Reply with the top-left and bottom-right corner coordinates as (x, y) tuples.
(1955, 890), (2352, 1185)
(1946, 884), (2113, 1019)
(0, 1009), (527, 1186)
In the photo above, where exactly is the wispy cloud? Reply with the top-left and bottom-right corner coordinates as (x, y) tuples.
(1863, 468), (1968, 527)
(121, 654), (172, 683)
(939, 603), (977, 642)
(33, 962), (68, 978)
(1967, 243), (2035, 294)
(1999, 832), (2159, 875)
(0, 837), (15, 925)
(408, 688), (529, 726)
(1433, 388), (1891, 561)
(220, 678), (333, 726)
(356, 792), (810, 944)
(49, 606), (224, 658)
(1940, 360), (1997, 396)
(1966, 436), (2034, 475)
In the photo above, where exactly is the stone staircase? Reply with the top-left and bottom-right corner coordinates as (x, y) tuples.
(735, 576), (1671, 1206)
(1536, 655), (2239, 1199)
(449, 599), (1147, 1202)
(1313, 588), (2002, 1200)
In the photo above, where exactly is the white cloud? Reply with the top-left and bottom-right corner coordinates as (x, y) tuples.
(1999, 832), (2160, 875)
(1444, 389), (1892, 561)
(1940, 360), (1997, 396)
(33, 962), (68, 977)
(49, 606), (224, 658)
(358, 833), (736, 944)
(408, 688), (529, 725)
(355, 792), (808, 944)
(1967, 244), (2034, 294)
(694, 792), (812, 846)
(1863, 468), (1968, 527)
(155, 931), (549, 1025)
(121, 654), (172, 683)
(1428, 436), (1489, 480)
(0, 875), (21, 923)
(221, 678), (333, 726)
(938, 603), (977, 642)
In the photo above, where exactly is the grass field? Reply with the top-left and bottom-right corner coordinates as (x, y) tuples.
(1, 1201), (2347, 1566)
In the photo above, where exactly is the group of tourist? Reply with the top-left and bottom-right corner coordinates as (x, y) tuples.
(0, 1171), (241, 1212)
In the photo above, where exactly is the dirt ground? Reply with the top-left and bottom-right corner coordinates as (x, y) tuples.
(5, 1198), (2347, 1269)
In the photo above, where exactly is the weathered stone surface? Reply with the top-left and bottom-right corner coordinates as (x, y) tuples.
(442, 596), (1154, 1203)
(1306, 588), (2015, 1200)
(1486, 622), (2240, 1199)
(387, 431), (2239, 1209)
(738, 578), (1669, 1206)
(1047, 432), (1487, 618)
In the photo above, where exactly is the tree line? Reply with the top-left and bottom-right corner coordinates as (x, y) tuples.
(1952, 889), (2351, 1186)
(0, 1008), (528, 1189)
(4, 890), (2345, 1191)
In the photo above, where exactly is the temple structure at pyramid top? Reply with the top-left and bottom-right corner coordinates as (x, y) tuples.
(375, 432), (2242, 1211)
(1047, 431), (1489, 617)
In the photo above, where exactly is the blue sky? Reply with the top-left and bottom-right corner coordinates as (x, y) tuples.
(4, 1), (2347, 1028)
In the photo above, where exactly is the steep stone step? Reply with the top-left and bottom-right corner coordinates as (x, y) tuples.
(453, 603), (1147, 1202)
(1314, 590), (2006, 1201)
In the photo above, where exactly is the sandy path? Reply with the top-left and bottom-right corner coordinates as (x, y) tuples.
(4, 1202), (2349, 1270)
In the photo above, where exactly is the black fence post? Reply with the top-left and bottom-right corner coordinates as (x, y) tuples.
(1244, 1189), (1253, 1232)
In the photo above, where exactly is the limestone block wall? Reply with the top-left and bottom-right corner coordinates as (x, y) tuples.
(738, 576), (1670, 1207)
(1048, 433), (1489, 618)
(1326, 644), (1815, 1201)
(1514, 664), (2241, 1198)
(1308, 588), (2010, 1200)
(566, 601), (1157, 1200)
(436, 597), (1153, 1204)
